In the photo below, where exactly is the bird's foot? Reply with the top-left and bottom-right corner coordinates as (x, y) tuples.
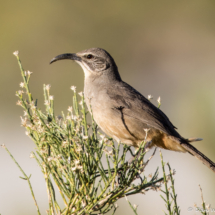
(127, 140), (152, 166)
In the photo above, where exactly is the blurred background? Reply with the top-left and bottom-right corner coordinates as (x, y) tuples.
(1, 0), (215, 214)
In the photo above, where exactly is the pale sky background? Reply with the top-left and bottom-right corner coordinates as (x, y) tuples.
(1, 1), (215, 214)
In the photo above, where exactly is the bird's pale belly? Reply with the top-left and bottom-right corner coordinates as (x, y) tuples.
(93, 108), (186, 152)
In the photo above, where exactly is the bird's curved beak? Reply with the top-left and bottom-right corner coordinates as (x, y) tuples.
(50, 53), (81, 64)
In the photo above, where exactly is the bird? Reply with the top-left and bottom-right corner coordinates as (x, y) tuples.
(50, 47), (215, 173)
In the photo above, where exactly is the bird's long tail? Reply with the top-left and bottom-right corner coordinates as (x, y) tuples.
(181, 140), (215, 173)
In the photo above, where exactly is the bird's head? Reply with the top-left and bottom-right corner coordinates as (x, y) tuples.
(50, 48), (121, 81)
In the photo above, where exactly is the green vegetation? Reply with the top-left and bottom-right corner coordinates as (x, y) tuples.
(4, 52), (206, 215)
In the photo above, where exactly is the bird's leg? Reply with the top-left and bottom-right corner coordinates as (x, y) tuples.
(127, 140), (152, 166)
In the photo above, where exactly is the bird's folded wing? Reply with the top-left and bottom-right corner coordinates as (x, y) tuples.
(107, 81), (182, 139)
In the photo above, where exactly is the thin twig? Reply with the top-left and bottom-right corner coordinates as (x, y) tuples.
(2, 144), (41, 215)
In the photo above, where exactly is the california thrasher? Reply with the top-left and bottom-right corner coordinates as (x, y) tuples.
(50, 48), (215, 173)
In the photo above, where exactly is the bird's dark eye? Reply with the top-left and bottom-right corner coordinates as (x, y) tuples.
(86, 54), (93, 59)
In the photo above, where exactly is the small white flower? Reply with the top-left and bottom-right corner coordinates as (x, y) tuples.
(78, 91), (83, 97)
(27, 70), (33, 75)
(79, 101), (83, 106)
(49, 95), (54, 100)
(72, 115), (78, 121)
(44, 100), (49, 106)
(16, 100), (22, 106)
(103, 137), (108, 143)
(30, 101), (35, 106)
(82, 200), (86, 207)
(83, 135), (88, 140)
(157, 96), (161, 104)
(71, 166), (77, 171)
(31, 105), (36, 110)
(148, 174), (152, 178)
(46, 84), (51, 91)
(144, 128), (150, 132)
(148, 95), (153, 100)
(26, 124), (33, 129)
(100, 134), (105, 140)
(68, 106), (73, 112)
(19, 82), (25, 88)
(70, 86), (76, 92)
(1, 144), (6, 149)
(30, 153), (34, 158)
(76, 146), (82, 152)
(133, 204), (138, 209)
(62, 141), (68, 148)
(75, 127), (80, 133)
(18, 90), (24, 95)
(13, 51), (19, 57)
(47, 157), (53, 162)
(74, 160), (80, 165)
(23, 111), (28, 116)
(66, 115), (72, 120)
(76, 165), (83, 170)
(144, 128), (150, 139)
(38, 126), (45, 133)
(206, 204), (211, 209)
(25, 131), (30, 136)
(20, 116), (27, 127)
(103, 148), (113, 156)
